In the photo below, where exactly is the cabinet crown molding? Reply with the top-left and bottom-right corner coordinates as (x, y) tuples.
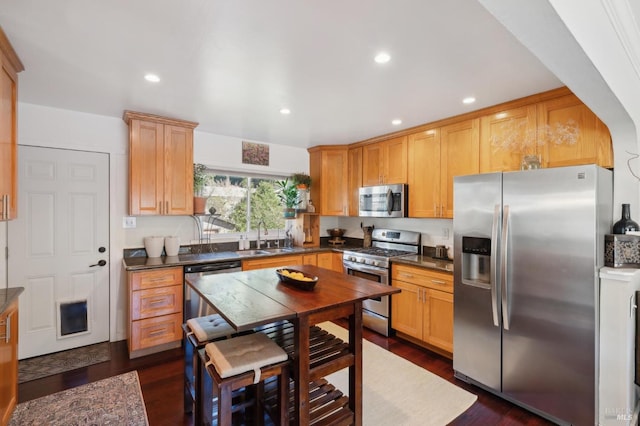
(0, 26), (24, 73)
(123, 110), (199, 129)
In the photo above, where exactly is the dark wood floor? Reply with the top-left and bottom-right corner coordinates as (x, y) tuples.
(18, 322), (554, 425)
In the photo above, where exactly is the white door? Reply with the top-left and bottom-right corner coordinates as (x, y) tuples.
(10, 146), (110, 359)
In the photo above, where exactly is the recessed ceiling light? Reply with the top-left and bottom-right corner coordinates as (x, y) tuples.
(374, 52), (391, 64)
(144, 74), (160, 83)
(280, 108), (291, 115)
(391, 119), (402, 126)
(463, 97), (476, 104)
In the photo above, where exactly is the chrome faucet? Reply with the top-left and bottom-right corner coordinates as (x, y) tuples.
(257, 220), (268, 249)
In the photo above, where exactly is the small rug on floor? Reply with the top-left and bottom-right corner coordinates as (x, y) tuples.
(18, 342), (111, 383)
(9, 370), (148, 425)
(318, 321), (477, 426)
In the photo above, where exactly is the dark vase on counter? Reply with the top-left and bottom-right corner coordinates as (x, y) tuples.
(613, 204), (640, 234)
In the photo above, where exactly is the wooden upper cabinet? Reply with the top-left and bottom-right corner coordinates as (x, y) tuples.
(124, 111), (197, 216)
(0, 28), (24, 221)
(309, 146), (349, 216)
(480, 105), (537, 173)
(440, 119), (479, 218)
(408, 128), (441, 218)
(537, 94), (613, 168)
(362, 136), (407, 186)
(348, 147), (362, 216)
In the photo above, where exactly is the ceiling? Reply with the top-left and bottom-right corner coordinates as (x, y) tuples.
(0, 0), (563, 149)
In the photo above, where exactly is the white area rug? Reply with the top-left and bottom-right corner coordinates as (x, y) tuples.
(319, 321), (477, 426)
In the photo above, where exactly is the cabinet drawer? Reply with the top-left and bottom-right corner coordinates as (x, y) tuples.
(392, 264), (453, 293)
(130, 313), (183, 351)
(131, 285), (182, 320)
(129, 266), (183, 290)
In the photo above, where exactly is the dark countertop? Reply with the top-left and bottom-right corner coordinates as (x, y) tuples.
(1, 287), (24, 313)
(123, 244), (362, 271)
(392, 254), (454, 273)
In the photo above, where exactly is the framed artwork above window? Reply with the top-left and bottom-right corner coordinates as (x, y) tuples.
(242, 141), (269, 166)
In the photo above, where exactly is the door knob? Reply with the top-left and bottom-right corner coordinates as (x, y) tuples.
(90, 260), (107, 267)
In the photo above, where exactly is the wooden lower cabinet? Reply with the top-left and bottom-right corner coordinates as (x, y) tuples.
(242, 255), (304, 271)
(391, 264), (453, 355)
(0, 298), (18, 425)
(128, 266), (183, 358)
(243, 251), (344, 273)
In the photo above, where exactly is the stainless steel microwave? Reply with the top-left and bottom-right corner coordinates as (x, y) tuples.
(359, 184), (407, 217)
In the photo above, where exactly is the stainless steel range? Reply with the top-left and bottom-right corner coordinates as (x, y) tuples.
(343, 228), (421, 336)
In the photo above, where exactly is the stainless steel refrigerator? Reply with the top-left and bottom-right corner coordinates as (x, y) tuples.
(453, 165), (612, 425)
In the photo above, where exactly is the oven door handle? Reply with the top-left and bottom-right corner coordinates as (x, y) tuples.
(344, 261), (389, 278)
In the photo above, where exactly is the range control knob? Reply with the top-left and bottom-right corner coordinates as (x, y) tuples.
(371, 260), (379, 266)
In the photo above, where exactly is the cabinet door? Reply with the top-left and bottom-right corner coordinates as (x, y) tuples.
(391, 280), (423, 339)
(0, 51), (19, 220)
(537, 94), (612, 168)
(129, 119), (164, 215)
(348, 147), (362, 216)
(331, 252), (344, 273)
(440, 118), (479, 218)
(362, 143), (384, 186)
(480, 105), (536, 173)
(316, 252), (333, 269)
(384, 136), (407, 184)
(303, 254), (317, 266)
(310, 148), (348, 216)
(408, 129), (440, 218)
(0, 300), (18, 425)
(362, 137), (407, 185)
(424, 289), (453, 352)
(164, 125), (194, 215)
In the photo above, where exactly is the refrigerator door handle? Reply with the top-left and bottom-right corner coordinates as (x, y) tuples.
(491, 204), (500, 327)
(501, 204), (510, 330)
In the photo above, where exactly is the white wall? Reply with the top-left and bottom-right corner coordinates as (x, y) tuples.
(13, 102), (310, 342)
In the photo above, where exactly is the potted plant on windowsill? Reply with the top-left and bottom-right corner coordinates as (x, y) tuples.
(193, 163), (213, 214)
(276, 178), (300, 218)
(291, 172), (312, 190)
(291, 173), (311, 212)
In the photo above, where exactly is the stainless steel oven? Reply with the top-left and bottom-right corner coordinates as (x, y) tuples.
(343, 260), (390, 335)
(343, 229), (421, 336)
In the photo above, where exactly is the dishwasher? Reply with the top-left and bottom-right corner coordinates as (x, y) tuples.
(183, 260), (242, 321)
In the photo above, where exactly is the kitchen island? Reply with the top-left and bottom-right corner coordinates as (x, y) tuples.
(185, 264), (400, 425)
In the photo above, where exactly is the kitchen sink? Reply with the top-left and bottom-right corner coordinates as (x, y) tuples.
(234, 248), (295, 256)
(261, 248), (295, 254)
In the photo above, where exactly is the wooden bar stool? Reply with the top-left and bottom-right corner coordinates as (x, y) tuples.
(183, 314), (237, 424)
(200, 332), (290, 426)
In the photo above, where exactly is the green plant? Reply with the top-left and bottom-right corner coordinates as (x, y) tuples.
(291, 172), (312, 188)
(275, 178), (300, 209)
(193, 163), (213, 196)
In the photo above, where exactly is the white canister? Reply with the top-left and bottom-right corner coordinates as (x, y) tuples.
(164, 236), (180, 257)
(144, 236), (164, 258)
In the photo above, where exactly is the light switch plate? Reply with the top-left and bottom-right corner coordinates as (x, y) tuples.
(123, 216), (136, 228)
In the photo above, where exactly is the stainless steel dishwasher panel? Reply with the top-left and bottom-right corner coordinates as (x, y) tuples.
(183, 260), (242, 321)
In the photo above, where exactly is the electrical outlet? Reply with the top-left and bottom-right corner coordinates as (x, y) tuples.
(123, 216), (136, 228)
(442, 228), (449, 239)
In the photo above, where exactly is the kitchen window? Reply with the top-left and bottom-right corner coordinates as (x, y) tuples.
(195, 170), (288, 240)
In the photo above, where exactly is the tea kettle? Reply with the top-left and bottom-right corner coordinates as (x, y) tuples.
(361, 224), (374, 248)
